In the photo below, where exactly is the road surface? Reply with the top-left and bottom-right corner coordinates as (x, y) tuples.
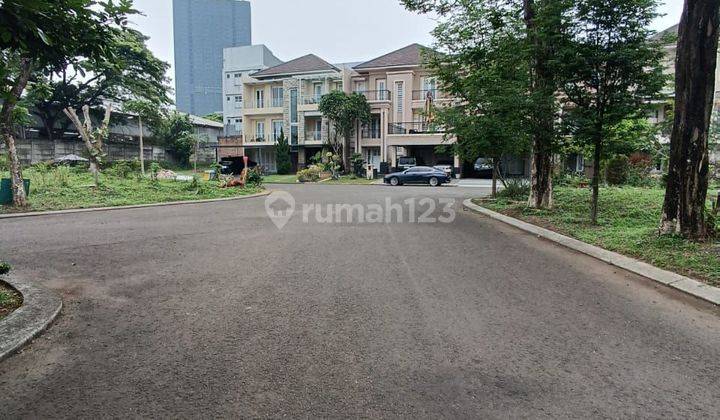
(1, 184), (719, 418)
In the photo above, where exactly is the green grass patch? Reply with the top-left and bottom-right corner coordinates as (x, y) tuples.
(264, 174), (299, 184)
(323, 176), (378, 185)
(475, 187), (720, 286)
(0, 282), (22, 320)
(1, 167), (263, 213)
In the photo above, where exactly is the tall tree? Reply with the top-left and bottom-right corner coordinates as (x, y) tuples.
(523, 0), (565, 208)
(660, 0), (720, 240)
(403, 0), (563, 205)
(0, 0), (134, 206)
(557, 0), (665, 223)
(25, 28), (171, 142)
(318, 91), (371, 171)
(404, 0), (530, 197)
(63, 104), (113, 187)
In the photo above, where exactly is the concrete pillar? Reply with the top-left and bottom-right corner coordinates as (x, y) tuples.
(454, 153), (462, 179)
(298, 147), (306, 169)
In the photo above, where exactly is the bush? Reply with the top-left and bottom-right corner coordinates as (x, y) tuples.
(0, 262), (10, 276)
(350, 153), (365, 177)
(556, 171), (590, 188)
(497, 178), (530, 200)
(627, 153), (655, 187)
(0, 154), (8, 172)
(297, 165), (322, 183)
(246, 167), (263, 187)
(107, 160), (141, 179)
(606, 155), (630, 186)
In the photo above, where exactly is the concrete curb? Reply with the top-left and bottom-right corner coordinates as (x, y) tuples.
(0, 190), (271, 220)
(0, 275), (62, 362)
(463, 199), (720, 306)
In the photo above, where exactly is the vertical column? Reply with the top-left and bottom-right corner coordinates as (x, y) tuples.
(454, 153), (461, 179)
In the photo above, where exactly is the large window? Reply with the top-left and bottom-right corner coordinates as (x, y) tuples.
(271, 87), (284, 108)
(255, 89), (264, 108)
(313, 82), (323, 99)
(256, 121), (265, 141)
(376, 79), (387, 100)
(272, 120), (284, 141)
(290, 88), (298, 145)
(395, 81), (404, 120)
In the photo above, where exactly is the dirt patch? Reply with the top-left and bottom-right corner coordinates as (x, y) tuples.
(0, 280), (23, 320)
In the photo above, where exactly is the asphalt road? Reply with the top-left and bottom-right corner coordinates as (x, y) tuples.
(1, 184), (719, 418)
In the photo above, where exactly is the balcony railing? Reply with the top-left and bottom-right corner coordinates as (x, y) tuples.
(412, 89), (444, 101)
(356, 90), (391, 101)
(305, 130), (322, 142)
(246, 134), (269, 143)
(388, 122), (445, 135)
(361, 127), (382, 139)
(271, 97), (284, 108)
(303, 94), (323, 105)
(224, 125), (243, 137)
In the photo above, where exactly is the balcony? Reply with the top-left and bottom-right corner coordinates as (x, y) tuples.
(388, 122), (445, 135)
(361, 127), (382, 139)
(356, 90), (391, 102)
(224, 125), (243, 137)
(245, 134), (273, 144)
(303, 94), (323, 105)
(305, 130), (323, 142)
(412, 89), (446, 101)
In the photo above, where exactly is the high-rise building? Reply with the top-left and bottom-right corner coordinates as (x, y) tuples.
(173, 0), (252, 116)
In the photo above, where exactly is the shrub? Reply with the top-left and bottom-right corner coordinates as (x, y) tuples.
(627, 153), (655, 187)
(606, 155), (630, 185)
(350, 153), (365, 177)
(556, 171), (590, 188)
(108, 160), (141, 179)
(497, 178), (530, 200)
(150, 162), (161, 182)
(0, 262), (10, 276)
(275, 131), (292, 175)
(246, 167), (263, 187)
(297, 165), (322, 183)
(0, 154), (8, 172)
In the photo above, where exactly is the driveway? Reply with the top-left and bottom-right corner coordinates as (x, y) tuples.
(1, 184), (719, 418)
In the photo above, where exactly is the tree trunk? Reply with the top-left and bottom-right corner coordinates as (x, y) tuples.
(660, 0), (720, 240)
(0, 58), (33, 207)
(524, 0), (556, 209)
(342, 129), (351, 173)
(590, 137), (602, 224)
(492, 158), (500, 197)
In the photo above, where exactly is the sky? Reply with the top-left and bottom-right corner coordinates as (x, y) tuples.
(129, 0), (685, 96)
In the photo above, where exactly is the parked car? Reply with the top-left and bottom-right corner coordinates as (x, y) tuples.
(433, 164), (453, 178)
(473, 158), (496, 178)
(219, 157), (258, 175)
(397, 156), (417, 171)
(384, 166), (452, 187)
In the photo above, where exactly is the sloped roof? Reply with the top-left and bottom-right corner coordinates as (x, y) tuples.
(252, 54), (339, 77)
(354, 44), (428, 70)
(653, 24), (679, 42)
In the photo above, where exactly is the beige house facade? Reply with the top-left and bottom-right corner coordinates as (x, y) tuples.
(222, 44), (460, 175)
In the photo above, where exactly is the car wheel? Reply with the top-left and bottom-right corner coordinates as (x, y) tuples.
(390, 177), (400, 186)
(429, 177), (439, 187)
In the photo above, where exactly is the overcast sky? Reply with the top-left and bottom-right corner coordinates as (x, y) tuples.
(130, 0), (685, 93)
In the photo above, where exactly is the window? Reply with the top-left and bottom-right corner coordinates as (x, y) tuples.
(226, 74), (230, 79)
(395, 81), (404, 120)
(333, 82), (343, 92)
(235, 95), (242, 102)
(376, 80), (387, 100)
(272, 120), (283, 141)
(313, 82), (323, 99)
(234, 73), (242, 78)
(290, 89), (298, 124)
(227, 96), (231, 102)
(272, 87), (284, 107)
(256, 121), (265, 140)
(255, 89), (264, 108)
(354, 81), (367, 93)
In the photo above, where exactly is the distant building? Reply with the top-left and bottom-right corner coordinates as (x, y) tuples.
(222, 45), (283, 138)
(173, 0), (252, 116)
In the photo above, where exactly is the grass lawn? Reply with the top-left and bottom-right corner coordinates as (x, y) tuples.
(264, 174), (299, 184)
(475, 187), (720, 286)
(0, 281), (22, 321)
(1, 167), (263, 214)
(322, 176), (378, 185)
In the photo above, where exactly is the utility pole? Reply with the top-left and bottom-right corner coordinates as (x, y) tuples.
(139, 116), (145, 176)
